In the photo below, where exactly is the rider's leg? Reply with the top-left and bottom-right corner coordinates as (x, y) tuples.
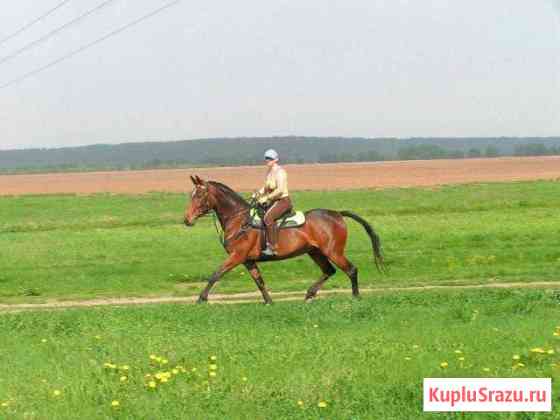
(263, 197), (292, 254)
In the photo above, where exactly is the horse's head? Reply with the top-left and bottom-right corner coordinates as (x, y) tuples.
(185, 175), (213, 227)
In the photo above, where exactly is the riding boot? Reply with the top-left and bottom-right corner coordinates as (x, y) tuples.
(263, 222), (277, 256)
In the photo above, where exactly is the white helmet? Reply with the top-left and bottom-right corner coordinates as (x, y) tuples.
(264, 149), (279, 161)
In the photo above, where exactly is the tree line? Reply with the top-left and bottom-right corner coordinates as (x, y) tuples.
(1, 136), (559, 173)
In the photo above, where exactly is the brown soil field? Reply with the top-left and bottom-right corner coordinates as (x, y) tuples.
(1, 156), (559, 196)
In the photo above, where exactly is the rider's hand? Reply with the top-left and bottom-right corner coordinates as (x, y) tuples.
(258, 196), (268, 206)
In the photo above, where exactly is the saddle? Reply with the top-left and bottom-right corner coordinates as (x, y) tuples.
(249, 207), (306, 229)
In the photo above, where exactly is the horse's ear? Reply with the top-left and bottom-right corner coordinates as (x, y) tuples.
(195, 175), (206, 186)
(190, 175), (197, 185)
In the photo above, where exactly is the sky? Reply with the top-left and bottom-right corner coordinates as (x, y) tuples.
(0, 0), (559, 150)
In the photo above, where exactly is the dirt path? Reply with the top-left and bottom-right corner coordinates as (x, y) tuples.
(1, 280), (558, 314)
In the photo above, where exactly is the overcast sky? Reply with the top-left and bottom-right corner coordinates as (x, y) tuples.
(0, 0), (559, 150)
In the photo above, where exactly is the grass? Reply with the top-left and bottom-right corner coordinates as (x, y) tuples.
(1, 180), (560, 303)
(0, 288), (558, 419)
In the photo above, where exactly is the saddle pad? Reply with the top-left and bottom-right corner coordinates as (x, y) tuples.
(250, 209), (306, 228)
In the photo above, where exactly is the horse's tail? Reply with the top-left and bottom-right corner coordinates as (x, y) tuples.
(340, 211), (386, 273)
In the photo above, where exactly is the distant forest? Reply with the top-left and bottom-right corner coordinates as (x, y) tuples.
(1, 136), (560, 174)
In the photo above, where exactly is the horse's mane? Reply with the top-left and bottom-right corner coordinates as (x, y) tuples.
(208, 181), (249, 207)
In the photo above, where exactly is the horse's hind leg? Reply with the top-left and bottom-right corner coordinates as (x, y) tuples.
(244, 261), (273, 304)
(305, 249), (336, 302)
(326, 252), (359, 298)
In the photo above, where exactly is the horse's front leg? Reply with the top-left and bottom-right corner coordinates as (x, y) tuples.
(197, 253), (244, 304)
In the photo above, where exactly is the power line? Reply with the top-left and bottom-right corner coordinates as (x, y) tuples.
(0, 0), (181, 91)
(0, 0), (117, 67)
(0, 0), (72, 47)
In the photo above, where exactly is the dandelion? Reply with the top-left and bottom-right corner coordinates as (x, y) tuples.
(120, 365), (130, 371)
(242, 376), (248, 382)
(161, 359), (169, 365)
(111, 400), (119, 408)
(458, 357), (465, 362)
(512, 355), (520, 360)
(210, 355), (217, 361)
(191, 367), (197, 372)
(172, 368), (179, 375)
(454, 350), (462, 354)
(145, 374), (152, 378)
(404, 357), (411, 361)
(41, 339), (47, 343)
(160, 377), (169, 383)
(440, 362), (449, 369)
(482, 368), (490, 373)
(209, 364), (218, 371)
(412, 344), (420, 349)
(1, 402), (9, 408)
(120, 376), (127, 382)
(53, 390), (61, 397)
(148, 381), (157, 389)
(94, 335), (102, 340)
(149, 355), (157, 360)
(209, 372), (217, 378)
(318, 401), (328, 408)
(547, 349), (555, 355)
(530, 348), (546, 354)
(516, 363), (525, 368)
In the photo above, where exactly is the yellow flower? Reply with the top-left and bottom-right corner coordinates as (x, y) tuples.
(297, 400), (304, 407)
(454, 350), (462, 354)
(148, 381), (157, 388)
(318, 401), (327, 408)
(120, 365), (130, 371)
(404, 357), (411, 361)
(120, 376), (127, 382)
(111, 400), (119, 408)
(209, 364), (218, 371)
(94, 335), (102, 340)
(161, 359), (169, 365)
(191, 367), (197, 372)
(458, 357), (465, 362)
(209, 372), (217, 377)
(41, 339), (47, 343)
(149, 355), (157, 360)
(172, 368), (179, 375)
(145, 374), (152, 378)
(482, 368), (490, 372)
(53, 390), (61, 397)
(1, 402), (9, 408)
(210, 355), (217, 361)
(313, 324), (319, 328)
(553, 332), (560, 337)
(516, 363), (525, 368)
(160, 377), (169, 383)
(440, 362), (449, 369)
(242, 376), (248, 382)
(512, 355), (520, 360)
(412, 344), (420, 349)
(547, 349), (555, 355)
(530, 347), (546, 354)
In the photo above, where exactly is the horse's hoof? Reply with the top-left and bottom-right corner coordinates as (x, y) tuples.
(304, 296), (315, 303)
(197, 297), (207, 304)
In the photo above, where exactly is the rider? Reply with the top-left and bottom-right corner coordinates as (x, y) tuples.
(255, 149), (293, 256)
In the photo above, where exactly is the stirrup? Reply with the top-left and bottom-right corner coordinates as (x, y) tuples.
(262, 245), (276, 256)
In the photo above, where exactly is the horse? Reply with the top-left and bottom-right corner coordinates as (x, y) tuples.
(184, 175), (385, 304)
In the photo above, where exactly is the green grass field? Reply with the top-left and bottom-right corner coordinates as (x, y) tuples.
(1, 181), (560, 303)
(2, 180), (560, 418)
(0, 289), (559, 419)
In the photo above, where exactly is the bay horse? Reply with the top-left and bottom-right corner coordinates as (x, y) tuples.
(184, 175), (384, 304)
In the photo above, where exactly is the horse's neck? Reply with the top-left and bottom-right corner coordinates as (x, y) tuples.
(213, 191), (248, 230)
